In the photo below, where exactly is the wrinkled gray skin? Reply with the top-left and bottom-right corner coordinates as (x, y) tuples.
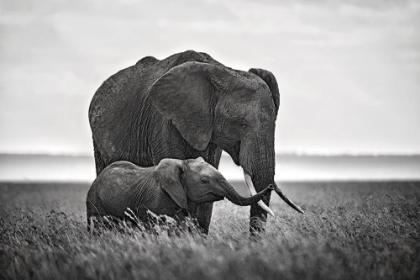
(89, 50), (281, 234)
(86, 157), (273, 230)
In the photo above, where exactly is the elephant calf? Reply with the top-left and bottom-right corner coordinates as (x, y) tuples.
(86, 157), (274, 231)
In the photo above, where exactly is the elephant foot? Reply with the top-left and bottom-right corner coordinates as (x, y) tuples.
(250, 204), (268, 236)
(249, 189), (271, 235)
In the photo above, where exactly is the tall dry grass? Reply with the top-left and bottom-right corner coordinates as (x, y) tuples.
(1, 181), (419, 279)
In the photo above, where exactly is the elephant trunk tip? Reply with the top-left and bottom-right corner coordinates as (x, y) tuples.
(222, 180), (275, 216)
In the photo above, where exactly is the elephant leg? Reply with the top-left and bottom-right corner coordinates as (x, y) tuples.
(188, 201), (214, 234)
(93, 138), (106, 176)
(250, 191), (271, 235)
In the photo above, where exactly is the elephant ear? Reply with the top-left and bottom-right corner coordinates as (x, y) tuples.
(248, 68), (280, 116)
(155, 159), (188, 209)
(149, 62), (216, 151)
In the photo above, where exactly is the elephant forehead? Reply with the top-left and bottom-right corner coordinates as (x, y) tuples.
(190, 162), (218, 176)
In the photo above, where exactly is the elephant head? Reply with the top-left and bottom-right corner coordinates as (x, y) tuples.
(156, 157), (275, 215)
(150, 61), (303, 232)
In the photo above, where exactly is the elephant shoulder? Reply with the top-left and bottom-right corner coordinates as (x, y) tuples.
(175, 50), (209, 64)
(160, 50), (225, 70)
(135, 56), (159, 68)
(197, 52), (225, 66)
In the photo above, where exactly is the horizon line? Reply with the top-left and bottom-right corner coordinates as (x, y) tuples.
(1, 151), (420, 157)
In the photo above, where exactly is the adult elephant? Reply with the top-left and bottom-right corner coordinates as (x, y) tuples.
(89, 50), (303, 234)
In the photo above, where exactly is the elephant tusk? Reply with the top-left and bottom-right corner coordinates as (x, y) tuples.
(243, 170), (275, 217)
(273, 182), (305, 214)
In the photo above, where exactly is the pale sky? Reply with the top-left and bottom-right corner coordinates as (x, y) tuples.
(1, 0), (419, 155)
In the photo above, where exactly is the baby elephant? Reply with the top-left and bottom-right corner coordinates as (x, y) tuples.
(86, 157), (274, 231)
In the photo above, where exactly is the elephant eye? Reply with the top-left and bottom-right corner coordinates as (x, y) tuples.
(201, 178), (210, 184)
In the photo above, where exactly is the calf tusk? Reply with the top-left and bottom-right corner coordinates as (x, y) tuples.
(243, 170), (275, 217)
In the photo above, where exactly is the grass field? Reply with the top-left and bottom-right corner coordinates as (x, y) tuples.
(1, 181), (419, 280)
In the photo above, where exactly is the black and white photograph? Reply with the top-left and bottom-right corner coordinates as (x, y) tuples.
(1, 0), (419, 279)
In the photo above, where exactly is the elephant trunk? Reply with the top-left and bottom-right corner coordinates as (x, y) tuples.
(220, 179), (275, 216)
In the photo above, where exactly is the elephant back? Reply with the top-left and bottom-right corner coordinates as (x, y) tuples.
(90, 51), (223, 127)
(89, 51), (225, 167)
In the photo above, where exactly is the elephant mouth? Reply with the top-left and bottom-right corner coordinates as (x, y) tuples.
(191, 191), (224, 203)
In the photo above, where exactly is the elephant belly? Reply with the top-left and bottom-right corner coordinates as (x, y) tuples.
(143, 194), (180, 218)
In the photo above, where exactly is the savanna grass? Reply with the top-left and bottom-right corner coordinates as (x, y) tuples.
(0, 181), (419, 280)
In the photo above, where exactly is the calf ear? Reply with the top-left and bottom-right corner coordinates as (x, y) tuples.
(155, 159), (188, 209)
